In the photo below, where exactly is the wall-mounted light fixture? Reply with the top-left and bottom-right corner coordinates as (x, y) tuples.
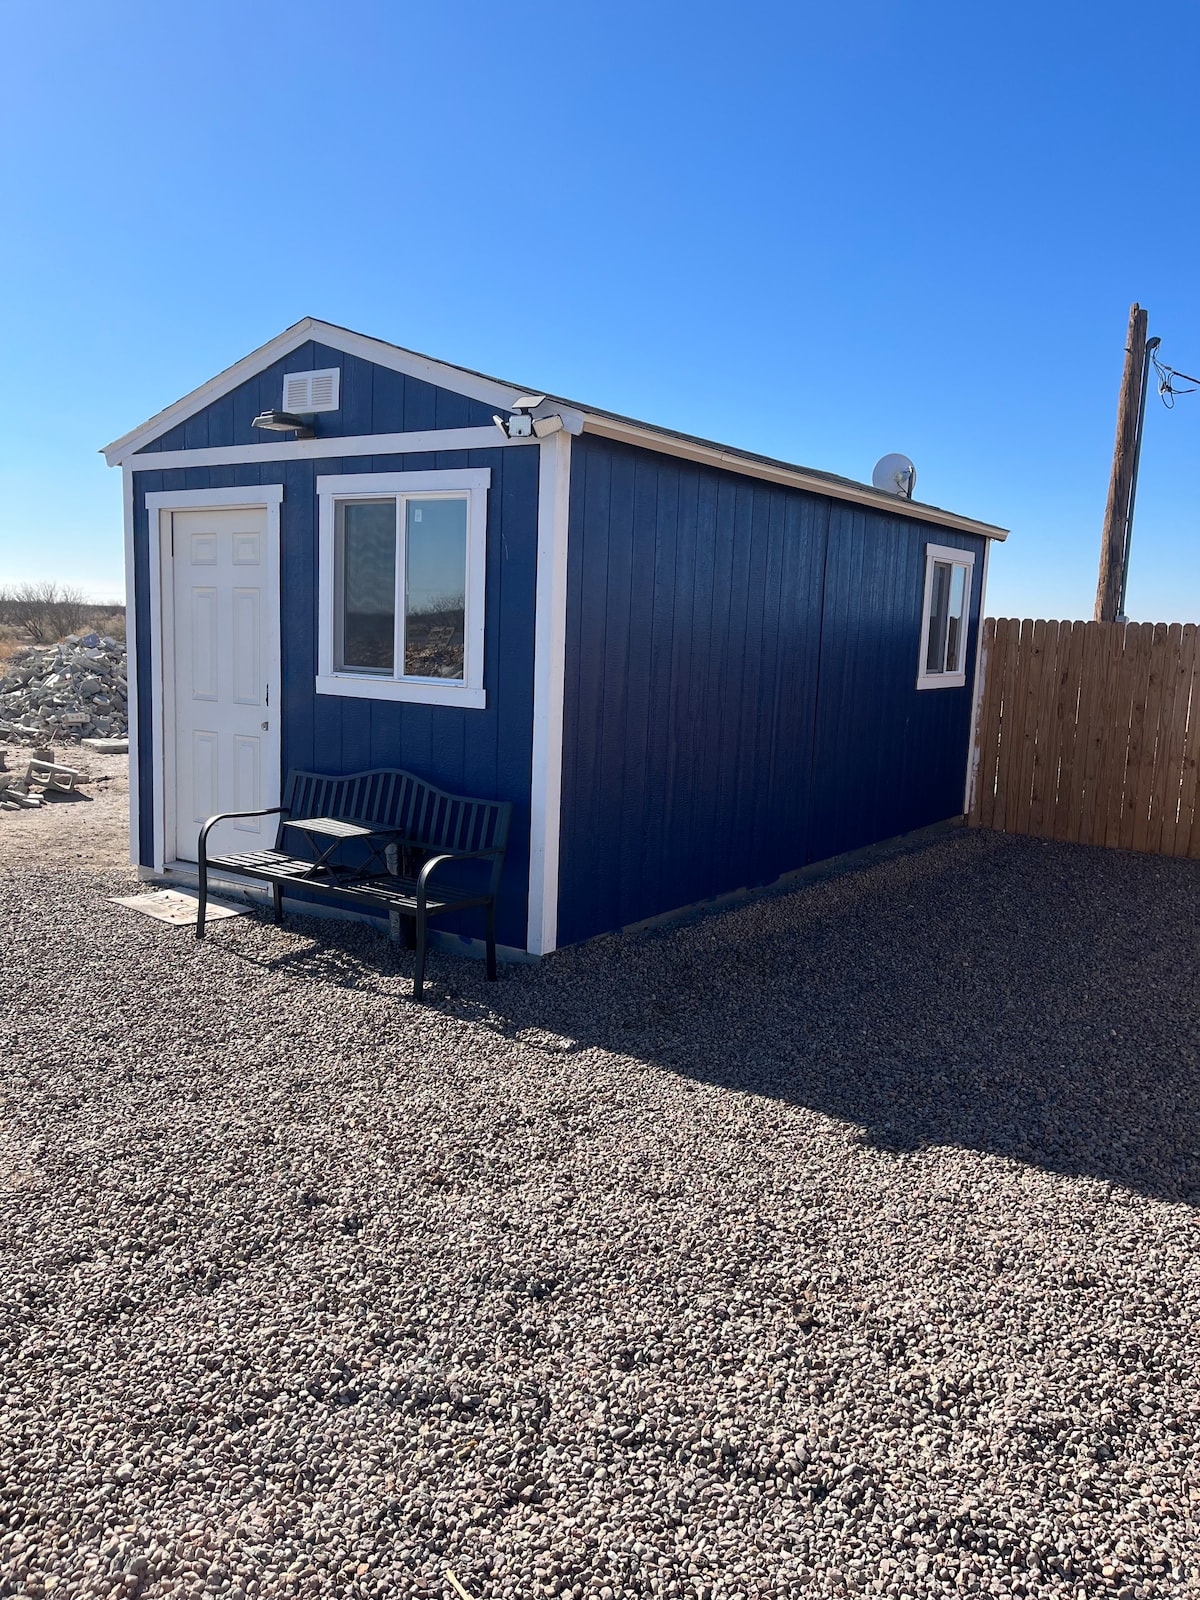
(252, 410), (315, 439)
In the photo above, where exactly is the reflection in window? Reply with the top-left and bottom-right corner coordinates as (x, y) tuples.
(924, 558), (969, 676)
(339, 500), (396, 672)
(404, 498), (467, 680)
(334, 494), (470, 683)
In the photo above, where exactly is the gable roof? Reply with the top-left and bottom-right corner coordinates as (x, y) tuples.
(102, 317), (1007, 540)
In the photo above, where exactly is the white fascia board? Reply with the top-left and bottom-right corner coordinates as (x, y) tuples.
(102, 318), (545, 466)
(103, 320), (318, 464)
(578, 415), (1009, 542)
(125, 425), (529, 473)
(306, 321), (541, 414)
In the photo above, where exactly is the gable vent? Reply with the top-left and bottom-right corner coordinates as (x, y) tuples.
(282, 367), (340, 414)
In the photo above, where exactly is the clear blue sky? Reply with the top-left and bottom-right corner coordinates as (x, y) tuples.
(1, 0), (1197, 619)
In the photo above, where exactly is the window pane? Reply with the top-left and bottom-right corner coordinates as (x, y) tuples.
(404, 497), (467, 680)
(340, 501), (396, 672)
(925, 561), (952, 674)
(945, 563), (968, 673)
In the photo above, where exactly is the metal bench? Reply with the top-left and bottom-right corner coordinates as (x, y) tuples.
(196, 768), (512, 1001)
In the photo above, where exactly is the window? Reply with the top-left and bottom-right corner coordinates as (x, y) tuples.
(317, 469), (489, 707)
(916, 543), (975, 690)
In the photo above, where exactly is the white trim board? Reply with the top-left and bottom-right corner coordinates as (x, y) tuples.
(527, 431), (573, 957)
(144, 486), (284, 873)
(963, 540), (992, 815)
(125, 424), (537, 474)
(122, 463), (139, 865)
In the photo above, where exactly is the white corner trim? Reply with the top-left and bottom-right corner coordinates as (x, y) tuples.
(916, 542), (977, 691)
(125, 424), (528, 474)
(145, 485), (284, 874)
(527, 430), (573, 957)
(102, 317), (542, 465)
(122, 463), (139, 866)
(316, 468), (489, 711)
(963, 540), (992, 814)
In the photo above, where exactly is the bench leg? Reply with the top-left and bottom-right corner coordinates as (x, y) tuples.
(413, 905), (428, 1003)
(272, 883), (283, 924)
(196, 857), (208, 940)
(485, 901), (497, 982)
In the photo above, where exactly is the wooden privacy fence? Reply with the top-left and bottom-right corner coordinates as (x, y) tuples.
(968, 618), (1200, 857)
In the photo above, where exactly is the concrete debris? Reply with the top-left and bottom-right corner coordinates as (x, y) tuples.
(0, 758), (91, 813)
(25, 759), (82, 793)
(0, 634), (128, 746)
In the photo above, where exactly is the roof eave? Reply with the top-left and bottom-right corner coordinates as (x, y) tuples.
(576, 415), (1009, 541)
(100, 318), (1007, 540)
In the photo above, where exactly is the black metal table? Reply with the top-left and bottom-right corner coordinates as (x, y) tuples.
(281, 815), (398, 880)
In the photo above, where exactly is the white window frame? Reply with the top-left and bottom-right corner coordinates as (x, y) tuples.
(316, 468), (490, 708)
(916, 542), (976, 691)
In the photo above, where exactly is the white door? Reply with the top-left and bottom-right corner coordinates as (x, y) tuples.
(169, 506), (281, 863)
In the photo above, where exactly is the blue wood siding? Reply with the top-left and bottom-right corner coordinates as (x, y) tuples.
(557, 437), (830, 947)
(557, 435), (987, 947)
(805, 511), (984, 865)
(131, 353), (537, 950)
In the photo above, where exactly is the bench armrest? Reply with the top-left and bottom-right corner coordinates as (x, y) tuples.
(199, 806), (284, 863)
(415, 848), (504, 906)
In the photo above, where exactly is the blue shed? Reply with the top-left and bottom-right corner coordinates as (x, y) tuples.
(103, 319), (1006, 959)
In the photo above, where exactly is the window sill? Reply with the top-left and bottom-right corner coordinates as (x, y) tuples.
(916, 671), (968, 692)
(315, 672), (487, 709)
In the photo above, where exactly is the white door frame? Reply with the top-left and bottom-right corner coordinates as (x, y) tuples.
(144, 485), (284, 873)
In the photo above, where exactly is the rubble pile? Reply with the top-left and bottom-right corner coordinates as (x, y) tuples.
(0, 633), (128, 745)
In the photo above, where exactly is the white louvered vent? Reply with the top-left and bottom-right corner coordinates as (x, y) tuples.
(282, 367), (340, 414)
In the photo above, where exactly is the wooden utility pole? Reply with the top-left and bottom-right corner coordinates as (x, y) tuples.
(1095, 303), (1149, 621)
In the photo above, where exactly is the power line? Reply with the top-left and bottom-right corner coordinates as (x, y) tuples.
(1151, 349), (1200, 407)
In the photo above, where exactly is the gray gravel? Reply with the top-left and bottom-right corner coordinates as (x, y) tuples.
(1, 829), (1198, 1600)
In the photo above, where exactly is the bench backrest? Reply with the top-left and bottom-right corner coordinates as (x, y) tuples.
(281, 768), (512, 863)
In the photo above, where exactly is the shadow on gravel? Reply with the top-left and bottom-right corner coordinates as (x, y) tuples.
(213, 829), (1200, 1206)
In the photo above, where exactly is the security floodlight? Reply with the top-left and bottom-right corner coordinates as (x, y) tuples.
(493, 400), (560, 441)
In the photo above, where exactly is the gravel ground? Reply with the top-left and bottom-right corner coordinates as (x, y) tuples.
(0, 826), (1198, 1600)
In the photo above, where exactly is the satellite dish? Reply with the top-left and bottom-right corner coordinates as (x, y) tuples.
(872, 453), (917, 500)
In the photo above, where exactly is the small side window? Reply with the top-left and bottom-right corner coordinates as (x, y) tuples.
(917, 544), (975, 690)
